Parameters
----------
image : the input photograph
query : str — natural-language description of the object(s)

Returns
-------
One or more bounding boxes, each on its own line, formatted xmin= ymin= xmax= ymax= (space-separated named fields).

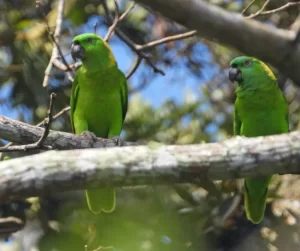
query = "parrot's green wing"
xmin=283 ymin=93 xmax=289 ymax=130
xmin=120 ymin=70 xmax=128 ymax=121
xmin=234 ymin=100 xmax=270 ymax=223
xmin=244 ymin=90 xmax=288 ymax=224
xmin=233 ymin=100 xmax=241 ymax=136
xmin=236 ymin=96 xmax=274 ymax=224
xmin=86 ymin=71 xmax=128 ymax=214
xmin=70 ymin=75 xmax=79 ymax=133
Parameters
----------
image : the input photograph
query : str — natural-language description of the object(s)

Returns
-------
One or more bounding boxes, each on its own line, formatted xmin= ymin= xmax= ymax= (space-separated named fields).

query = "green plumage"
xmin=70 ymin=33 xmax=128 ymax=214
xmin=230 ymin=56 xmax=288 ymax=224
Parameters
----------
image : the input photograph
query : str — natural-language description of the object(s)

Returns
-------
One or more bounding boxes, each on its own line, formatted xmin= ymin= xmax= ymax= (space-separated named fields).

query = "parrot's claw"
xmin=80 ymin=131 xmax=98 ymax=142
xmin=111 ymin=136 xmax=124 ymax=147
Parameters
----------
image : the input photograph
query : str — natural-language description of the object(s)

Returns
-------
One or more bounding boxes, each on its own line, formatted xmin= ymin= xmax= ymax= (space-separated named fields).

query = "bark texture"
xmin=0 ymin=114 xmax=299 ymax=202
xmin=135 ymin=0 xmax=300 ymax=83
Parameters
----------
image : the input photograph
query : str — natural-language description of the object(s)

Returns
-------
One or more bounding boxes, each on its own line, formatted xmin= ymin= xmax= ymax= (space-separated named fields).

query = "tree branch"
xmin=248 ymin=1 xmax=300 ymax=17
xmin=36 ymin=106 xmax=70 ymax=127
xmin=0 ymin=116 xmax=135 ymax=150
xmin=0 ymin=217 xmax=24 ymax=239
xmin=126 ymin=56 xmax=142 ymax=79
xmin=0 ymin=93 xmax=56 ymax=152
xmin=0 ymin=129 xmax=300 ymax=202
xmin=246 ymin=0 xmax=270 ymax=19
xmin=42 ymin=0 xmax=66 ymax=87
xmin=101 ymin=0 xmax=165 ymax=75
xmin=103 ymin=0 xmax=120 ymax=42
xmin=47 ymin=0 xmax=197 ymax=82
xmin=33 ymin=93 xmax=56 ymax=148
xmin=134 ymin=0 xmax=300 ymax=84
xmin=241 ymin=0 xmax=257 ymax=15
xmin=0 ymin=105 xmax=70 ymax=157
xmin=135 ymin=30 xmax=197 ymax=51
xmin=119 ymin=2 xmax=136 ymax=22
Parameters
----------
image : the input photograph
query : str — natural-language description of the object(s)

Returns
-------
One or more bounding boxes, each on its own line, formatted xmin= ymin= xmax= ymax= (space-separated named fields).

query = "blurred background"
xmin=0 ymin=0 xmax=300 ymax=250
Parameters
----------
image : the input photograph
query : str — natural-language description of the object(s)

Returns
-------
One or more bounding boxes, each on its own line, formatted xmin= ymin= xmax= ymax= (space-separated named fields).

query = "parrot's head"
xmin=71 ymin=33 xmax=115 ymax=66
xmin=229 ymin=56 xmax=277 ymax=90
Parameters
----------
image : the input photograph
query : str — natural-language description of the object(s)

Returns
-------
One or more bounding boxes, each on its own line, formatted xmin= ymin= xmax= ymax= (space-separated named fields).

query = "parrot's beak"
xmin=229 ymin=66 xmax=242 ymax=83
xmin=71 ymin=42 xmax=84 ymax=61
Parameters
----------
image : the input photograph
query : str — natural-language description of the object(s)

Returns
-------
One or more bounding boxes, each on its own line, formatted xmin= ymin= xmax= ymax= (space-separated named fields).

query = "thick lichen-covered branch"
xmin=0 ymin=113 xmax=300 ymax=201
xmin=135 ymin=0 xmax=300 ymax=84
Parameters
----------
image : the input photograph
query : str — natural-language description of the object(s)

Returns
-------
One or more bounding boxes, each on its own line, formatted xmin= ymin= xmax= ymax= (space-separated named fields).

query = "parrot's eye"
xmin=87 ymin=38 xmax=93 ymax=43
xmin=243 ymin=60 xmax=251 ymax=66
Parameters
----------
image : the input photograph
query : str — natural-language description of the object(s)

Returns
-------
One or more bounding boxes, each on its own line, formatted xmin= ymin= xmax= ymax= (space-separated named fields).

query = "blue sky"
xmin=0 ymin=13 xmax=221 ymax=138
xmin=84 ymin=15 xmax=219 ymax=108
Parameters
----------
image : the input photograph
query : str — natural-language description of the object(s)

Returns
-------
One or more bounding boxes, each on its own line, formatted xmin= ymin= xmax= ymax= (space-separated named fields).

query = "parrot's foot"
xmin=80 ymin=131 xmax=98 ymax=143
xmin=111 ymin=136 xmax=124 ymax=146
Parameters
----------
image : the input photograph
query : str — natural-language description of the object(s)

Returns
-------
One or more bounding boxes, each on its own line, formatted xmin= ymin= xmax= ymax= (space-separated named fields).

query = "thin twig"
xmin=103 ymin=2 xmax=136 ymax=42
xmin=35 ymin=93 xmax=56 ymax=147
xmin=245 ymin=0 xmax=270 ymax=18
xmin=94 ymin=23 xmax=98 ymax=34
xmin=0 ymin=144 xmax=51 ymax=152
xmin=42 ymin=0 xmax=65 ymax=87
xmin=54 ymin=3 xmax=135 ymax=72
xmin=104 ymin=0 xmax=120 ymax=42
xmin=119 ymin=3 xmax=135 ymax=22
xmin=52 ymin=61 xmax=81 ymax=72
xmin=53 ymin=106 xmax=70 ymax=119
xmin=0 ymin=105 xmax=70 ymax=156
xmin=258 ymin=1 xmax=300 ymax=16
xmin=118 ymin=33 xmax=165 ymax=75
xmin=221 ymin=195 xmax=242 ymax=223
xmin=0 ymin=217 xmax=24 ymax=239
xmin=0 ymin=93 xmax=57 ymax=152
xmin=101 ymin=1 xmax=197 ymax=75
xmin=47 ymin=0 xmax=196 ymax=81
xmin=245 ymin=1 xmax=300 ymax=18
xmin=45 ymin=21 xmax=74 ymax=80
xmin=241 ymin=0 xmax=257 ymax=15
xmin=40 ymin=0 xmax=75 ymax=81
xmin=49 ymin=1 xmax=195 ymax=79
xmin=49 ymin=38 xmax=73 ymax=73
xmin=36 ymin=106 xmax=70 ymax=127
xmin=136 ymin=30 xmax=197 ymax=51
xmin=101 ymin=0 xmax=165 ymax=75
xmin=126 ymin=57 xmax=142 ymax=79
xmin=52 ymin=54 xmax=74 ymax=82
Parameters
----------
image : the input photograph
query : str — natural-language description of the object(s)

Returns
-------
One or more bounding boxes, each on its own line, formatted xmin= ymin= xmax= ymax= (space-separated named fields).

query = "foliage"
xmin=0 ymin=0 xmax=300 ymax=250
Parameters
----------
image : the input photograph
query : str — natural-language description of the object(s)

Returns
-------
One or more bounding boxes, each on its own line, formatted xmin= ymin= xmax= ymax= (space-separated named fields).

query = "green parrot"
xmin=70 ymin=33 xmax=128 ymax=214
xmin=229 ymin=56 xmax=288 ymax=224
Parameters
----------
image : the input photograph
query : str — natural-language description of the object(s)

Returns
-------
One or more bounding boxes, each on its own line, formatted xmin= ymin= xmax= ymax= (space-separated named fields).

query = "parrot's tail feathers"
xmin=85 ymin=188 xmax=116 ymax=214
xmin=244 ymin=183 xmax=268 ymax=224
